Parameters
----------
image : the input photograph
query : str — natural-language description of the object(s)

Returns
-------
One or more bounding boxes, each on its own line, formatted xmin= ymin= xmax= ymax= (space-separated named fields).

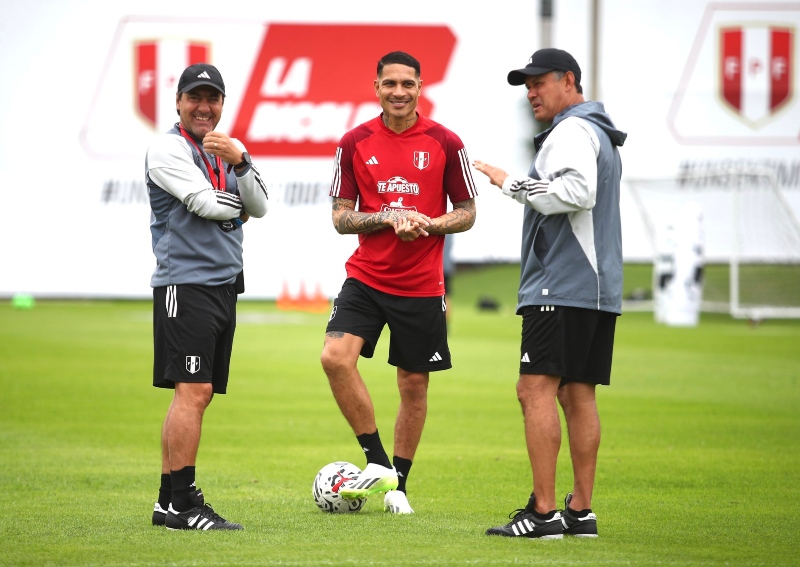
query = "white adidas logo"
xmin=197 ymin=71 xmax=211 ymax=79
xmin=366 ymin=156 xmax=379 ymax=165
xmin=521 ymin=353 xmax=530 ymax=363
xmin=429 ymin=352 xmax=442 ymax=362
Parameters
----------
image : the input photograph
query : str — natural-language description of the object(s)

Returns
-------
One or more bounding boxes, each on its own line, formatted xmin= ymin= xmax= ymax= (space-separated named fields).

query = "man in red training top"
xmin=321 ymin=51 xmax=477 ymax=514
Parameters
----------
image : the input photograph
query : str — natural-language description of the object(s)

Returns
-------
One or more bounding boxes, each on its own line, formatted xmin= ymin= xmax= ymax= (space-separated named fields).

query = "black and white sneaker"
xmin=486 ymin=496 xmax=563 ymax=539
xmin=165 ymin=488 xmax=243 ymax=531
xmin=152 ymin=502 xmax=168 ymax=526
xmin=561 ymin=493 xmax=598 ymax=537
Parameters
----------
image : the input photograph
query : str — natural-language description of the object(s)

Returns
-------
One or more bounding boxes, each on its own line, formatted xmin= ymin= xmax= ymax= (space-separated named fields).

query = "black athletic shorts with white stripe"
xmin=153 ymin=284 xmax=237 ymax=394
xmin=326 ymin=278 xmax=451 ymax=373
xmin=519 ymin=305 xmax=618 ymax=386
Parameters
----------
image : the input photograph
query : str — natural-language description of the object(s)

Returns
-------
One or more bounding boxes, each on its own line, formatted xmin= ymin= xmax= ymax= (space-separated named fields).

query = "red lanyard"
xmin=178 ymin=125 xmax=226 ymax=192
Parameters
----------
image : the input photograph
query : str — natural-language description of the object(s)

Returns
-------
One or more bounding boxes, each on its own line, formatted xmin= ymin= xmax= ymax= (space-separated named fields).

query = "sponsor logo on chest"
xmin=377 ymin=176 xmax=420 ymax=195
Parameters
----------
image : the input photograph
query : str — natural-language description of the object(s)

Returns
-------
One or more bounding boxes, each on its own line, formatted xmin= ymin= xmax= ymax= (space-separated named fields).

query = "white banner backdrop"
xmin=1 ymin=0 xmax=798 ymax=299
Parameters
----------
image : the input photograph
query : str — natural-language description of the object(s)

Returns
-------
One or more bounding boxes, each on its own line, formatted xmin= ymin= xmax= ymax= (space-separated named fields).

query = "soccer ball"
xmin=312 ymin=461 xmax=366 ymax=513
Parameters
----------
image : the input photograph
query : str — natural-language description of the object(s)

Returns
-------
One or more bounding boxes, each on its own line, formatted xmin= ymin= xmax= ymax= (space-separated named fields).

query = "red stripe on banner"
xmin=721 ymin=28 xmax=742 ymax=111
xmin=770 ymin=28 xmax=792 ymax=110
xmin=136 ymin=42 xmax=157 ymax=126
xmin=188 ymin=43 xmax=208 ymax=66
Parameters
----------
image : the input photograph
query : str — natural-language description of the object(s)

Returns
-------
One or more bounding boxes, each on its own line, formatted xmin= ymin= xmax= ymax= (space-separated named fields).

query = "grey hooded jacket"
xmin=501 ymin=101 xmax=627 ymax=314
xmin=146 ymin=124 xmax=268 ymax=288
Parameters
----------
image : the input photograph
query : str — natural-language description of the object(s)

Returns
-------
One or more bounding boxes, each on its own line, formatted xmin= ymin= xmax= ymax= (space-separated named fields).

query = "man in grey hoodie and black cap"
xmin=474 ymin=48 xmax=626 ymax=540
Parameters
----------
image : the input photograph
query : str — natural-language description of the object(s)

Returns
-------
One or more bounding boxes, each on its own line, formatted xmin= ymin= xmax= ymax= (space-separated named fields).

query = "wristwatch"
xmin=235 ymin=152 xmax=252 ymax=169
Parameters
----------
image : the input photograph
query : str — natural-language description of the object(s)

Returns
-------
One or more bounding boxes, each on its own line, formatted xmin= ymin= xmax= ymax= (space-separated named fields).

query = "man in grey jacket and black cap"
xmin=474 ymin=48 xmax=626 ymax=539
xmin=146 ymin=63 xmax=269 ymax=531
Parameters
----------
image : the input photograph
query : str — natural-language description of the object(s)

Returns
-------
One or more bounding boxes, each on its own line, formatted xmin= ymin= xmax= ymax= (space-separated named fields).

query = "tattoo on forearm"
xmin=339 ymin=210 xmax=385 ymax=233
xmin=332 ymin=198 xmax=406 ymax=234
xmin=430 ymin=199 xmax=476 ymax=234
xmin=331 ymin=197 xmax=474 ymax=235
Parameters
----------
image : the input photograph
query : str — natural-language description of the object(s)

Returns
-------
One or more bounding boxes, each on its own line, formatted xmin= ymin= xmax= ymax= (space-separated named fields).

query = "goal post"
xmin=628 ymin=167 xmax=800 ymax=320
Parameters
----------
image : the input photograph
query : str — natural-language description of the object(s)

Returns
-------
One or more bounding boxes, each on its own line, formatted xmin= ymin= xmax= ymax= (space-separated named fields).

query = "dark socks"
xmin=392 ymin=456 xmax=413 ymax=494
xmin=356 ymin=431 xmax=392 ymax=468
xmin=157 ymin=473 xmax=172 ymax=508
xmin=170 ymin=466 xmax=196 ymax=512
xmin=567 ymin=505 xmax=593 ymax=516
xmin=526 ymin=493 xmax=557 ymax=520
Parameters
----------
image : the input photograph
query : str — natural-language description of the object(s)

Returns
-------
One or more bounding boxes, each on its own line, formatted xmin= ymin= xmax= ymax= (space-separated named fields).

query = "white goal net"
xmin=628 ymin=167 xmax=800 ymax=320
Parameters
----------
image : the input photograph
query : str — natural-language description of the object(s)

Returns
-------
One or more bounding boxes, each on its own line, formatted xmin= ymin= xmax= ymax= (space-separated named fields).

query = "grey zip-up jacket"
xmin=501 ymin=101 xmax=626 ymax=314
xmin=146 ymin=124 xmax=269 ymax=288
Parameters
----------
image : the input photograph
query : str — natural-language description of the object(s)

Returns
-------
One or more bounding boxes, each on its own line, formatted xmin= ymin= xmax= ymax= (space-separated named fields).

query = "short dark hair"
xmin=377 ymin=51 xmax=421 ymax=78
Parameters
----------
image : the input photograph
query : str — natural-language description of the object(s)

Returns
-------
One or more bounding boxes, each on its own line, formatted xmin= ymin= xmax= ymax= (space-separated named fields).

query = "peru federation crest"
xmin=135 ymin=40 xmax=210 ymax=129
xmin=413 ymin=151 xmax=430 ymax=170
xmin=186 ymin=356 xmax=201 ymax=375
xmin=720 ymin=25 xmax=793 ymax=124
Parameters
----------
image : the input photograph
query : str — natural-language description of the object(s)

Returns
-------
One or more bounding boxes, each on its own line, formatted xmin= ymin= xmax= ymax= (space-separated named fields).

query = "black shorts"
xmin=326 ymin=278 xmax=451 ymax=372
xmin=519 ymin=305 xmax=617 ymax=386
xmin=153 ymin=284 xmax=237 ymax=394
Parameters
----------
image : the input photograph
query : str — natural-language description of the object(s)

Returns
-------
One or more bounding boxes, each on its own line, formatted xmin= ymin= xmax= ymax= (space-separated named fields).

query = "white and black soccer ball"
xmin=312 ymin=461 xmax=366 ymax=513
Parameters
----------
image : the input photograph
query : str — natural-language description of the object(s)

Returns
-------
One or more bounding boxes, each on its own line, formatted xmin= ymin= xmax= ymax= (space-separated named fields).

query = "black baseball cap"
xmin=507 ymin=48 xmax=581 ymax=86
xmin=177 ymin=63 xmax=226 ymax=95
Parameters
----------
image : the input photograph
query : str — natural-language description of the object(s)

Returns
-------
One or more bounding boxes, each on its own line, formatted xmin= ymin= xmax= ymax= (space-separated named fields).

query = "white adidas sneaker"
xmin=338 ymin=463 xmax=398 ymax=499
xmin=384 ymin=490 xmax=414 ymax=514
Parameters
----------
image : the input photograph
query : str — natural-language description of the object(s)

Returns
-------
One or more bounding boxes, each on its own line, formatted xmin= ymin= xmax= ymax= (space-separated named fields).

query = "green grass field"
xmin=1 ymin=264 xmax=799 ymax=566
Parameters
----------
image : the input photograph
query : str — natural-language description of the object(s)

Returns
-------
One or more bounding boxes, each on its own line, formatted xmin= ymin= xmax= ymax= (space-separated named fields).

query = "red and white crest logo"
xmin=667 ymin=4 xmax=800 ymax=145
xmin=135 ymin=40 xmax=210 ymax=128
xmin=413 ymin=151 xmax=430 ymax=170
xmin=720 ymin=25 xmax=792 ymax=124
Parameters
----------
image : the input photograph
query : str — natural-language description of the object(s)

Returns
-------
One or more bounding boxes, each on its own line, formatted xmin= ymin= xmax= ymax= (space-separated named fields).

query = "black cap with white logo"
xmin=507 ymin=48 xmax=582 ymax=86
xmin=177 ymin=63 xmax=226 ymax=95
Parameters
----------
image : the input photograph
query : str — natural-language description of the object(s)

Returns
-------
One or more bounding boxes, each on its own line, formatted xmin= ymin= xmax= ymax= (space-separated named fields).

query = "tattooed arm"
xmin=332 ymin=197 xmax=432 ymax=235
xmin=426 ymin=198 xmax=476 ymax=235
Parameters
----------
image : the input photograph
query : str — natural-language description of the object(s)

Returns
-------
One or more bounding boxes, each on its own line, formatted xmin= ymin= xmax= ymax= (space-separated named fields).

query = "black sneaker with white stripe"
xmin=165 ymin=488 xmax=243 ymax=531
xmin=485 ymin=495 xmax=563 ymax=539
xmin=561 ymin=493 xmax=598 ymax=537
